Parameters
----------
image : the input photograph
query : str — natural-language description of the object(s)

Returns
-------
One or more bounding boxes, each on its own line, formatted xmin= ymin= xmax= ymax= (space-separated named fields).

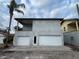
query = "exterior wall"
xmin=64 ymin=31 xmax=79 ymax=46
xmin=33 ymin=20 xmax=62 ymax=35
xmin=32 ymin=20 xmax=64 ymax=46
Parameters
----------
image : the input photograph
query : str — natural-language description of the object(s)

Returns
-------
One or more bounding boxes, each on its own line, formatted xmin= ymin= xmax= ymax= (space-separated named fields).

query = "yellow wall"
xmin=61 ymin=21 xmax=75 ymax=32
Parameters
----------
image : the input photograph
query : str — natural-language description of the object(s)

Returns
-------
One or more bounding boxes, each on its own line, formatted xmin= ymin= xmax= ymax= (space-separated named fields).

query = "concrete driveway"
xmin=0 ymin=46 xmax=78 ymax=59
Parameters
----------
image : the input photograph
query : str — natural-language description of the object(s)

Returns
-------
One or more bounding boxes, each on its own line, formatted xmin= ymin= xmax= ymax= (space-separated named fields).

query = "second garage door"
xmin=16 ymin=37 xmax=31 ymax=46
xmin=39 ymin=36 xmax=63 ymax=46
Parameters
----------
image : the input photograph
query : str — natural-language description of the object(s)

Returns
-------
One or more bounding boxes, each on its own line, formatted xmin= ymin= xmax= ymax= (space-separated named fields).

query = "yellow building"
xmin=61 ymin=19 xmax=79 ymax=32
xmin=61 ymin=18 xmax=79 ymax=46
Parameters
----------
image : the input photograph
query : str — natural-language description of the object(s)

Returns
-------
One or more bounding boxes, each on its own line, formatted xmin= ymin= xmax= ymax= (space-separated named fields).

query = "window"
xmin=23 ymin=20 xmax=33 ymax=31
xmin=70 ymin=36 xmax=74 ymax=41
xmin=34 ymin=36 xmax=36 ymax=44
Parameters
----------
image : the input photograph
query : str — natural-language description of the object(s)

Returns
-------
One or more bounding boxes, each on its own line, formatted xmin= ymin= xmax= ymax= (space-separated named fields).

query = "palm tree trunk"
xmin=8 ymin=14 xmax=13 ymax=33
xmin=5 ymin=14 xmax=13 ymax=47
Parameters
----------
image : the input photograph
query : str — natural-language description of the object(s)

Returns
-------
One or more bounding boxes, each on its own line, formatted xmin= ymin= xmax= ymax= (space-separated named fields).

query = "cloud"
xmin=50 ymin=6 xmax=67 ymax=18
xmin=0 ymin=0 xmax=79 ymax=33
xmin=19 ymin=0 xmax=79 ymax=18
xmin=50 ymin=3 xmax=78 ymax=18
xmin=64 ymin=14 xmax=78 ymax=19
xmin=29 ymin=0 xmax=52 ymax=7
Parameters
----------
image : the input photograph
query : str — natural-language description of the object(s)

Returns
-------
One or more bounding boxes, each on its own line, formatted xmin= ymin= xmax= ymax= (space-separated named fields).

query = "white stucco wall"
xmin=33 ymin=20 xmax=62 ymax=35
xmin=32 ymin=20 xmax=63 ymax=46
xmin=14 ymin=20 xmax=63 ymax=46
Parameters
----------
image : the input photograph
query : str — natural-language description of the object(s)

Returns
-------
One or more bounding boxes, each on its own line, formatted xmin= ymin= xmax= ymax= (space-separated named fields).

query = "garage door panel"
xmin=16 ymin=37 xmax=30 ymax=46
xmin=39 ymin=36 xmax=63 ymax=46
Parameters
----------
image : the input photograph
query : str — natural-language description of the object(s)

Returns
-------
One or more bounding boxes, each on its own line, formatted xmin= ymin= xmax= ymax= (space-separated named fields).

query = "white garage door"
xmin=39 ymin=36 xmax=63 ymax=46
xmin=16 ymin=37 xmax=31 ymax=46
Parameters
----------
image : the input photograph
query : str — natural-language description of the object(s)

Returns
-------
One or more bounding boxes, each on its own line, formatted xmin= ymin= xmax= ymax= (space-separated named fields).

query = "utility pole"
xmin=76 ymin=4 xmax=79 ymax=31
xmin=76 ymin=4 xmax=79 ymax=16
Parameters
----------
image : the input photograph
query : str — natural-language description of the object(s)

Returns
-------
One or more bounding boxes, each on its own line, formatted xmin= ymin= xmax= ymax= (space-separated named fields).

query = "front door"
xmin=32 ymin=36 xmax=38 ymax=46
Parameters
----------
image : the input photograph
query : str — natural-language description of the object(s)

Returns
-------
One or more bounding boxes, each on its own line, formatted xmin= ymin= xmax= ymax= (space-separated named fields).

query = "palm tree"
xmin=6 ymin=0 xmax=25 ymax=47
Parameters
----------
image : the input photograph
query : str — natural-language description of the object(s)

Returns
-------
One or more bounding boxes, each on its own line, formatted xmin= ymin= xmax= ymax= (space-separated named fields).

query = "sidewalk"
xmin=3 ymin=46 xmax=71 ymax=52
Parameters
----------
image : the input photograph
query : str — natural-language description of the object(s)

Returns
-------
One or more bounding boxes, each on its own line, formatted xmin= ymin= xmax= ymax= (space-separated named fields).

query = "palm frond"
xmin=10 ymin=0 xmax=17 ymax=8
xmin=15 ymin=9 xmax=24 ymax=15
xmin=7 ymin=5 xmax=10 ymax=9
xmin=17 ymin=4 xmax=25 ymax=8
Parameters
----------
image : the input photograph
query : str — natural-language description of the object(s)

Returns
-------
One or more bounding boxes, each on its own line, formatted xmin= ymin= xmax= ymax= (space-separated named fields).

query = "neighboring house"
xmin=13 ymin=18 xmax=64 ymax=47
xmin=0 ymin=33 xmax=5 ymax=44
xmin=61 ymin=18 xmax=79 ymax=46
xmin=0 ymin=28 xmax=8 ymax=45
xmin=61 ymin=20 xmax=78 ymax=32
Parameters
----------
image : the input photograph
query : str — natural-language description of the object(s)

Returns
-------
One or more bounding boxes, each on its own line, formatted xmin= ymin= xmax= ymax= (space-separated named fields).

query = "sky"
xmin=0 ymin=0 xmax=79 ymax=33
